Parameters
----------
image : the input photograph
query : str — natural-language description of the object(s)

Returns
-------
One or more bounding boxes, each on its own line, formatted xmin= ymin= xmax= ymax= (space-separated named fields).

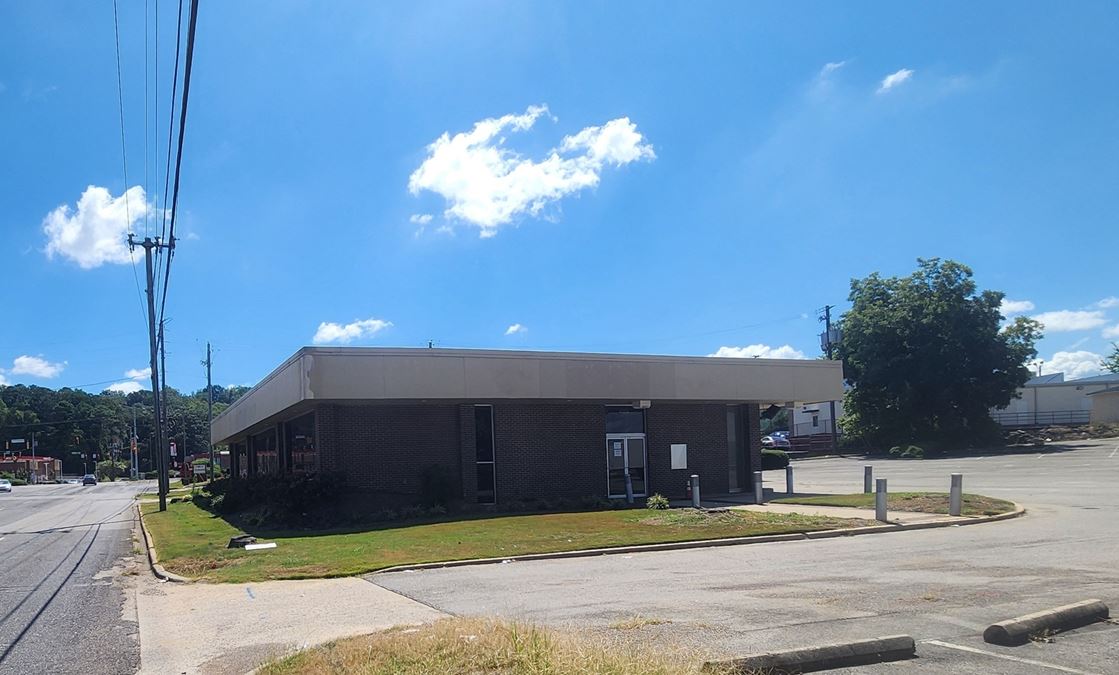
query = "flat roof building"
xmin=211 ymin=347 xmax=843 ymax=504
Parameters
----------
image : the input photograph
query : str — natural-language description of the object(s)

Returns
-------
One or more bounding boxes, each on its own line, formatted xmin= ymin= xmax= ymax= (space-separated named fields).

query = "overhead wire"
xmin=113 ymin=0 xmax=149 ymax=327
xmin=158 ymin=0 xmax=198 ymax=327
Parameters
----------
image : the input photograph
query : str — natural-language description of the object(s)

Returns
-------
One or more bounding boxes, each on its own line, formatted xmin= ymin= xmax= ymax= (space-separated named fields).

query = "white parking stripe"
xmin=923 ymin=640 xmax=1098 ymax=674
xmin=1109 ymin=444 xmax=1118 ymax=459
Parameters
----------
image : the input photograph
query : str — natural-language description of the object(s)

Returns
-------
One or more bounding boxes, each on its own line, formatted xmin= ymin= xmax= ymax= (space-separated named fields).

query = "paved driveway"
xmin=376 ymin=438 xmax=1119 ymax=673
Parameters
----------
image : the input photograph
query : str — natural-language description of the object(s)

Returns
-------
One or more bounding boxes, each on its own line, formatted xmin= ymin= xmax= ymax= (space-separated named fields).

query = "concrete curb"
xmin=135 ymin=503 xmax=191 ymax=583
xmin=983 ymin=599 xmax=1110 ymax=645
xmin=703 ymin=634 xmax=916 ymax=673
xmin=372 ymin=503 xmax=1025 ymax=575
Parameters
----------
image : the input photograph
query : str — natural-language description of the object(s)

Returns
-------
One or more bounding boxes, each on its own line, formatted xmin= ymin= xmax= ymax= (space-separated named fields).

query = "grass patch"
xmin=258 ymin=617 xmax=725 ymax=675
xmin=141 ymin=501 xmax=868 ymax=583
xmin=609 ymin=616 xmax=671 ymax=630
xmin=773 ymin=492 xmax=1015 ymax=516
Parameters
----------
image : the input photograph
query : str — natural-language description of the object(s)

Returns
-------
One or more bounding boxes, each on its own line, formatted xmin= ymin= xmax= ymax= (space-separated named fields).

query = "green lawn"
xmin=141 ymin=501 xmax=869 ymax=583
xmin=772 ymin=492 xmax=1016 ymax=516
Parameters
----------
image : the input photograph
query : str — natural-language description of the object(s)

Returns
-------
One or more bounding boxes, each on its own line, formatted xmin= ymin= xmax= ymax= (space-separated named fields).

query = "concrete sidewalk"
xmin=730 ymin=502 xmax=970 ymax=525
xmin=135 ymin=575 xmax=445 ymax=674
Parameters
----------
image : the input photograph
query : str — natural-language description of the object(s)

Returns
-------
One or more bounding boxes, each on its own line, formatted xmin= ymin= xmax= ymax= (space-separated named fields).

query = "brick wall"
xmin=646 ymin=403 xmax=731 ymax=499
xmin=492 ymin=403 xmax=605 ymax=502
xmin=311 ymin=400 xmax=762 ymax=503
xmin=318 ymin=403 xmax=461 ymax=496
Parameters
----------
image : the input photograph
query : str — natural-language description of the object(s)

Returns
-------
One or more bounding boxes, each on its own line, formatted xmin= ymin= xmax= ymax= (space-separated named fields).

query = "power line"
xmin=112 ymin=0 xmax=148 ymax=326
xmin=158 ymin=0 xmax=197 ymax=327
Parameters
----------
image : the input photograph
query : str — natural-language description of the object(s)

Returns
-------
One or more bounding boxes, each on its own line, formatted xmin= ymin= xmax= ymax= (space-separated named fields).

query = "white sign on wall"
xmin=670 ymin=444 xmax=688 ymax=470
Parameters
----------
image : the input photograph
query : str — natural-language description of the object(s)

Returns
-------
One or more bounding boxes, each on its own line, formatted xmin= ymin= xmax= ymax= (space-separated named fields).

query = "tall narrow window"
xmin=474 ymin=405 xmax=496 ymax=504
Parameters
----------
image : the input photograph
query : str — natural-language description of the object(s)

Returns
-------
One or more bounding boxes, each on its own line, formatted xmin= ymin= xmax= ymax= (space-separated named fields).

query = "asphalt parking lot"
xmin=376 ymin=438 xmax=1119 ymax=673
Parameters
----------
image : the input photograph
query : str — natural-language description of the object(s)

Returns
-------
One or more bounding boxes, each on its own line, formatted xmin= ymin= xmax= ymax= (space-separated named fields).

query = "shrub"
xmin=889 ymin=445 xmax=925 ymax=459
xmin=200 ymin=472 xmax=346 ymax=525
xmin=419 ymin=465 xmax=456 ymax=507
xmin=645 ymin=493 xmax=670 ymax=510
xmin=761 ymin=448 xmax=790 ymax=470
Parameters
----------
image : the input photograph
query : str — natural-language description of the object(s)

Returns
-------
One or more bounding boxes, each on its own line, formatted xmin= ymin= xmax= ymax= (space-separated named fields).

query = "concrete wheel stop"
xmin=703 ymin=634 xmax=916 ymax=673
xmin=983 ymin=599 xmax=1110 ymax=646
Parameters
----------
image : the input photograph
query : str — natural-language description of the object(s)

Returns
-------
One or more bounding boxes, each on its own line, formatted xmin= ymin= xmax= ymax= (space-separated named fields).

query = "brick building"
xmin=210 ymin=348 xmax=842 ymax=504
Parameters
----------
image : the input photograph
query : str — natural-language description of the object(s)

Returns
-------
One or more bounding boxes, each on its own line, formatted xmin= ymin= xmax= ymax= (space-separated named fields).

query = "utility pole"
xmin=131 ymin=405 xmax=138 ymax=479
xmin=822 ymin=305 xmax=840 ymax=454
xmin=160 ymin=319 xmax=170 ymax=497
xmin=205 ymin=342 xmax=214 ymax=481
xmin=129 ymin=234 xmax=173 ymax=511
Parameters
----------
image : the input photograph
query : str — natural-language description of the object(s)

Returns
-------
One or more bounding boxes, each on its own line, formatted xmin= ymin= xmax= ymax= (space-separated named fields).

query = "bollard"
xmin=753 ymin=471 xmax=765 ymax=504
xmin=864 ymin=465 xmax=874 ymax=494
xmin=949 ymin=473 xmax=963 ymax=516
xmin=691 ymin=474 xmax=701 ymax=508
xmin=624 ymin=471 xmax=634 ymax=505
xmin=875 ymin=478 xmax=888 ymax=522
xmin=785 ymin=465 xmax=794 ymax=495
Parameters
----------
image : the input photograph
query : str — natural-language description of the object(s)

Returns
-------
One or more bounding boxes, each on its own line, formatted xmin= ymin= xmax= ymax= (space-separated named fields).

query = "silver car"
xmin=0 ymin=479 xmax=12 ymax=493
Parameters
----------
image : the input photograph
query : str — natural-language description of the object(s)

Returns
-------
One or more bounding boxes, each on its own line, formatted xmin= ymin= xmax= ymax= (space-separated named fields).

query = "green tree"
xmin=1103 ymin=343 xmax=1119 ymax=374
xmin=837 ymin=258 xmax=1043 ymax=447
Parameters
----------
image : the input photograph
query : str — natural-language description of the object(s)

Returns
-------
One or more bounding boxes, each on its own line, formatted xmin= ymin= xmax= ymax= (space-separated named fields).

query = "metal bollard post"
xmin=690 ymin=474 xmax=701 ymax=508
xmin=753 ymin=471 xmax=765 ymax=504
xmin=949 ymin=473 xmax=963 ymax=516
xmin=785 ymin=465 xmax=794 ymax=495
xmin=624 ymin=471 xmax=634 ymax=505
xmin=875 ymin=478 xmax=888 ymax=522
xmin=864 ymin=465 xmax=873 ymax=494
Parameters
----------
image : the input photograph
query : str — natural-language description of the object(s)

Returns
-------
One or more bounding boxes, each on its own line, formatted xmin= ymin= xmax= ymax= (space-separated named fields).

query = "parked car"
xmin=0 ymin=479 xmax=11 ymax=493
xmin=761 ymin=434 xmax=791 ymax=449
xmin=82 ymin=474 xmax=97 ymax=486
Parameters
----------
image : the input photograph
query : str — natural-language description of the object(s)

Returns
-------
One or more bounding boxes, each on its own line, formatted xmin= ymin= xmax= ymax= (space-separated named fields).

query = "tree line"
xmin=0 ymin=383 xmax=250 ymax=475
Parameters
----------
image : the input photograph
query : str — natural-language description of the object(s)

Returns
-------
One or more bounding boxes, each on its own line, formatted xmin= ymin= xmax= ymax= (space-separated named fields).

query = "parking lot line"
xmin=923 ymin=640 xmax=1098 ymax=674
xmin=1108 ymin=444 xmax=1117 ymax=459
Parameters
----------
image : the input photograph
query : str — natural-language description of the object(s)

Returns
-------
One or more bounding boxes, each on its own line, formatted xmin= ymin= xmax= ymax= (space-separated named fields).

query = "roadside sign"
xmin=193 ymin=463 xmax=206 ymax=475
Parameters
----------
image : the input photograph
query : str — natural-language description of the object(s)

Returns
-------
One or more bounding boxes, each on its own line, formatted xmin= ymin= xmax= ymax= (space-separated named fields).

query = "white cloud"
xmin=820 ymin=61 xmax=847 ymax=76
xmin=312 ymin=318 xmax=392 ymax=345
xmin=1097 ymin=296 xmax=1119 ymax=309
xmin=1034 ymin=350 xmax=1104 ymax=380
xmin=1032 ymin=310 xmax=1107 ymax=332
xmin=709 ymin=344 xmax=807 ymax=360
xmin=1102 ymin=323 xmax=1119 ymax=339
xmin=504 ymin=323 xmax=527 ymax=336
xmin=42 ymin=185 xmax=155 ymax=269
xmin=107 ymin=380 xmax=144 ymax=394
xmin=409 ymin=214 xmax=433 ymax=225
xmin=408 ymin=105 xmax=654 ymax=237
xmin=124 ymin=367 xmax=151 ymax=380
xmin=877 ymin=68 xmax=914 ymax=93
xmin=999 ymin=299 xmax=1035 ymax=316
xmin=10 ymin=355 xmax=66 ymax=378
xmin=0 ymin=372 xmax=8 ymax=386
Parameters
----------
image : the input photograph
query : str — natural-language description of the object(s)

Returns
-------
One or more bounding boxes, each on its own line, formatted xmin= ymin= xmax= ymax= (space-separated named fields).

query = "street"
xmin=0 ymin=481 xmax=151 ymax=675
xmin=376 ymin=438 xmax=1119 ymax=673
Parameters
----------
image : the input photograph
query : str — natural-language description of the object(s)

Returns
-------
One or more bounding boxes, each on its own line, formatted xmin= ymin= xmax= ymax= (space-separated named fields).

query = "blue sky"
xmin=1 ymin=1 xmax=1117 ymax=394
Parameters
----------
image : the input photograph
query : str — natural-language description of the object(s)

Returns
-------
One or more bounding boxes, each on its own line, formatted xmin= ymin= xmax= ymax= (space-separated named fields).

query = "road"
xmin=0 ymin=480 xmax=151 ymax=675
xmin=376 ymin=438 xmax=1119 ymax=673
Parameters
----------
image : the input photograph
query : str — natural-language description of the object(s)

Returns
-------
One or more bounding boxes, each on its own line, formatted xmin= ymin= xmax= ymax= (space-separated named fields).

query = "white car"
xmin=761 ymin=434 xmax=791 ymax=449
xmin=0 ymin=479 xmax=12 ymax=493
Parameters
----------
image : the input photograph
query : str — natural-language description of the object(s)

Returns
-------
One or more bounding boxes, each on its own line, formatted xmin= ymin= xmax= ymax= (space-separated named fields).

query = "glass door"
xmin=606 ymin=434 xmax=647 ymax=498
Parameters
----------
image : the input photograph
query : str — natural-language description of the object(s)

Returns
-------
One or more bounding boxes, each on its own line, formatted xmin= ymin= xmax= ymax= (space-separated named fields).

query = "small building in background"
xmin=992 ymin=372 xmax=1119 ymax=427
xmin=0 ymin=455 xmax=63 ymax=483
